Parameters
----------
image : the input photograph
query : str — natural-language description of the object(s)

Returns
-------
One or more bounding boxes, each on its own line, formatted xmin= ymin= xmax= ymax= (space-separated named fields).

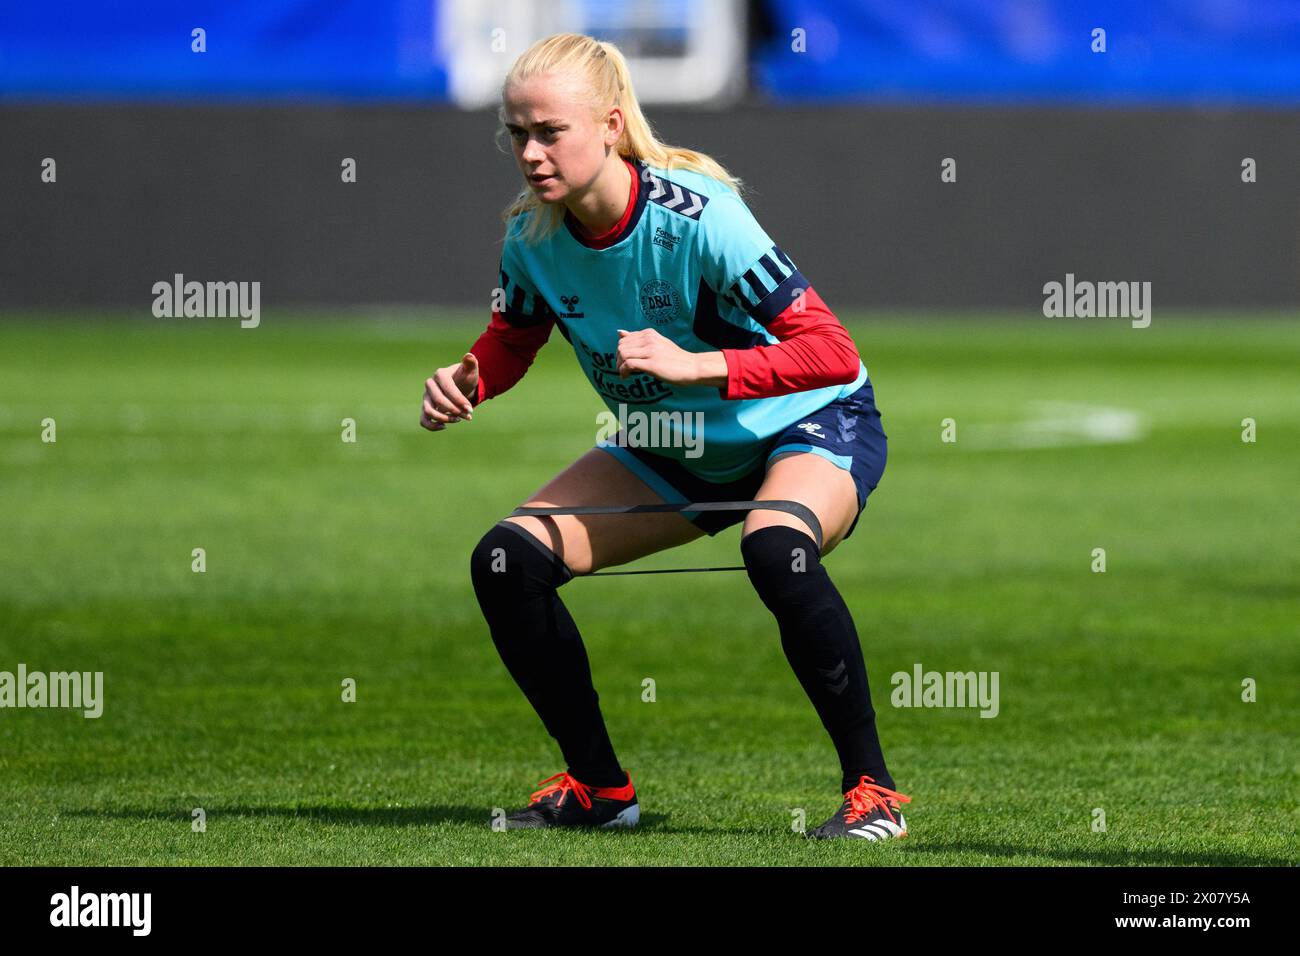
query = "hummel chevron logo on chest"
xmin=558 ymin=294 xmax=584 ymax=318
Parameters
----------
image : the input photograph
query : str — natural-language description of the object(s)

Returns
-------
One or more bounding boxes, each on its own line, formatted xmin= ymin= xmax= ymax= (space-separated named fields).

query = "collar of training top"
xmin=563 ymin=157 xmax=651 ymax=250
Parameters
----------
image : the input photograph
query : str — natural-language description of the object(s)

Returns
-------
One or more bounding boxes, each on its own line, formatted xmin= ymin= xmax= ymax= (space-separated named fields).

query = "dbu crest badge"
xmin=638 ymin=279 xmax=680 ymax=326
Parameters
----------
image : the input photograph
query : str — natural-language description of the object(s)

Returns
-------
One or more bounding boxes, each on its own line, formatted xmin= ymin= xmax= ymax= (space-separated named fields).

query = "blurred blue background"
xmin=2 ymin=2 xmax=1296 ymax=310
xmin=3 ymin=0 xmax=1299 ymax=103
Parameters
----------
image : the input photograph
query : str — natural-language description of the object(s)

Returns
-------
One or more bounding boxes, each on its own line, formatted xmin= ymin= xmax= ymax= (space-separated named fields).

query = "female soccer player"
xmin=421 ymin=33 xmax=911 ymax=841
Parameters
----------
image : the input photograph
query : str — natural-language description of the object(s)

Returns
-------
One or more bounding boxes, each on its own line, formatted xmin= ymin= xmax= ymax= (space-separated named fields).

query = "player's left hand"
xmin=615 ymin=328 xmax=701 ymax=386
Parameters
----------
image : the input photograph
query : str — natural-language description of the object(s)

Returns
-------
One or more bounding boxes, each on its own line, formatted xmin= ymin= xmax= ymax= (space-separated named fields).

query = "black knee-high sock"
xmin=741 ymin=524 xmax=895 ymax=795
xmin=469 ymin=522 xmax=625 ymax=787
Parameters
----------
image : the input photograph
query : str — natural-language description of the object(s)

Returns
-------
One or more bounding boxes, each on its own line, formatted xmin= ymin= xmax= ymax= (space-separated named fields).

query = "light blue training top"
xmin=496 ymin=157 xmax=868 ymax=482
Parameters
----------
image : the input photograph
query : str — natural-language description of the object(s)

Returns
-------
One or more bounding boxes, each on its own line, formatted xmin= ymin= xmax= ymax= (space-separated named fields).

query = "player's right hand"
xmin=420 ymin=353 xmax=479 ymax=431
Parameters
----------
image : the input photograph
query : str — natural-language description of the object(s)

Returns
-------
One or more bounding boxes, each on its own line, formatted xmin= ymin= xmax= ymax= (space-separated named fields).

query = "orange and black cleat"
xmin=500 ymin=770 xmax=640 ymax=829
xmin=805 ymin=775 xmax=911 ymax=841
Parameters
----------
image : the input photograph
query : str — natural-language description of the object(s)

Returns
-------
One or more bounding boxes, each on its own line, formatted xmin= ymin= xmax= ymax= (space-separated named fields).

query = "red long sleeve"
xmin=466 ymin=309 xmax=553 ymax=405
xmin=718 ymin=286 xmax=861 ymax=400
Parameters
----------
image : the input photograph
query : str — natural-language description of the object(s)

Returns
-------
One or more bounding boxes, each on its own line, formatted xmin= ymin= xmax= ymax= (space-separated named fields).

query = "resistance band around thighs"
xmin=506 ymin=500 xmax=823 ymax=576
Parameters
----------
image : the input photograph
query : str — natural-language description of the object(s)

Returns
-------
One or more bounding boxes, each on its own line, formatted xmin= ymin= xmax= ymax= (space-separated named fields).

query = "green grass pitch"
xmin=0 ymin=312 xmax=1296 ymax=866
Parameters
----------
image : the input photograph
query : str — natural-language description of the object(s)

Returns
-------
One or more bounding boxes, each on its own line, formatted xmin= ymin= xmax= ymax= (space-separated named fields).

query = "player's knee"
xmin=740 ymin=524 xmax=824 ymax=608
xmin=470 ymin=522 xmax=573 ymax=603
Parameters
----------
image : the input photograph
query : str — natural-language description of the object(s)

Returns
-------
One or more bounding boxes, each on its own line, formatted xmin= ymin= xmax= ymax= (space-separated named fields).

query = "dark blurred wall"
xmin=1 ymin=106 xmax=1296 ymax=311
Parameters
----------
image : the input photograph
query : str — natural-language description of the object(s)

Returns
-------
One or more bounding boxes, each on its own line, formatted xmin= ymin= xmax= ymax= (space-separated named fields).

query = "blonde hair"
xmin=496 ymin=33 xmax=744 ymax=245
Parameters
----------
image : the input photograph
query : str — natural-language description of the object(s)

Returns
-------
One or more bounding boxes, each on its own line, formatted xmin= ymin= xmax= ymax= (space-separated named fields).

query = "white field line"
xmin=960 ymin=402 xmax=1145 ymax=450
xmin=0 ymin=402 xmax=1144 ymax=457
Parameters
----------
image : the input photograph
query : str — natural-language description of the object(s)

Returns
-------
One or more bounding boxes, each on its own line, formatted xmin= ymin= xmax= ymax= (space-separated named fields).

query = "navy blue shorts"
xmin=595 ymin=379 xmax=888 ymax=542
